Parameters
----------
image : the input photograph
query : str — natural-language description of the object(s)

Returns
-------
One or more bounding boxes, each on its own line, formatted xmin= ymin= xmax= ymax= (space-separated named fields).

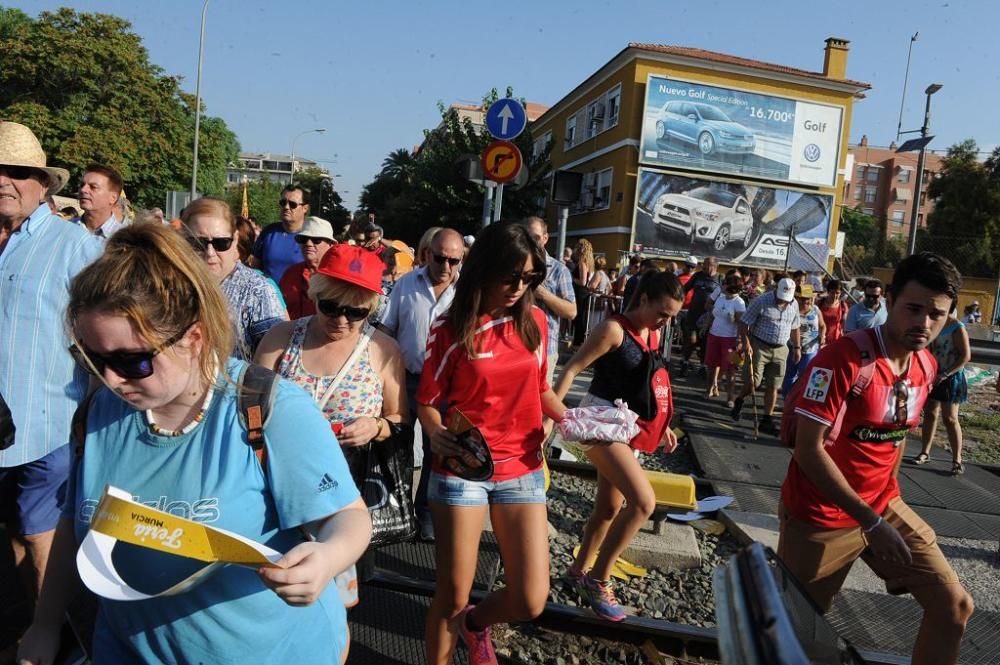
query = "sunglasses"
xmin=278 ymin=198 xmax=306 ymax=209
xmin=893 ymin=379 xmax=909 ymax=426
xmin=0 ymin=165 xmax=46 ymax=181
xmin=295 ymin=236 xmax=332 ymax=246
xmin=69 ymin=326 xmax=190 ymax=380
xmin=188 ymin=235 xmax=234 ymax=253
xmin=501 ymin=270 xmax=545 ymax=289
xmin=431 ymin=253 xmax=462 ymax=267
xmin=317 ymin=299 xmax=370 ymax=322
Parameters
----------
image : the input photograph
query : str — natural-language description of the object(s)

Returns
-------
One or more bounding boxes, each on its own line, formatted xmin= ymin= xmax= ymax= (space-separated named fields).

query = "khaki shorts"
xmin=777 ymin=497 xmax=960 ymax=612
xmin=744 ymin=342 xmax=788 ymax=389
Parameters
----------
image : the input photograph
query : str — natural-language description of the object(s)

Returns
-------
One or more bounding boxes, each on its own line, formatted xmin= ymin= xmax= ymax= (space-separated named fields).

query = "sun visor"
xmin=77 ymin=485 xmax=283 ymax=601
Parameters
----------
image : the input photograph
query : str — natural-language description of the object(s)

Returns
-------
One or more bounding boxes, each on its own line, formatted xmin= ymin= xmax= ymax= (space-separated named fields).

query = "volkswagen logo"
xmin=803 ymin=143 xmax=822 ymax=162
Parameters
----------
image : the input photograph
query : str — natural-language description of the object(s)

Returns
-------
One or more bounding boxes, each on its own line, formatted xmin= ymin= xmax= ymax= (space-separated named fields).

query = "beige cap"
xmin=295 ymin=216 xmax=336 ymax=243
xmin=0 ymin=122 xmax=69 ymax=194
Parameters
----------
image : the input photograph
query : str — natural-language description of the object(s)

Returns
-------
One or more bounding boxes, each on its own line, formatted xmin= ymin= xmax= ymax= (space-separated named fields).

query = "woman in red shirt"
xmin=417 ymin=222 xmax=567 ymax=665
xmin=817 ymin=279 xmax=849 ymax=343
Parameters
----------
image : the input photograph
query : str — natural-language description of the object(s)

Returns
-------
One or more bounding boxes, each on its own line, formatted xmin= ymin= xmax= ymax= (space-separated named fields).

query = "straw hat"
xmin=0 ymin=122 xmax=70 ymax=194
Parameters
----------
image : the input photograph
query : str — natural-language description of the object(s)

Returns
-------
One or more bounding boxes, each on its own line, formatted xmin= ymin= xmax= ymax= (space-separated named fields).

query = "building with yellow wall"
xmin=532 ymin=39 xmax=870 ymax=271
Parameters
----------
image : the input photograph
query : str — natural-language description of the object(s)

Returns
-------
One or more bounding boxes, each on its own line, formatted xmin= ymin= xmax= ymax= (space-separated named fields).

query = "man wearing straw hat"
xmin=0 ymin=122 xmax=103 ymax=610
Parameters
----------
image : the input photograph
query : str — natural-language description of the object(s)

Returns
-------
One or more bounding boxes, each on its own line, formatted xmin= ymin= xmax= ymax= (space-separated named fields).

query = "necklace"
xmin=146 ymin=383 xmax=216 ymax=437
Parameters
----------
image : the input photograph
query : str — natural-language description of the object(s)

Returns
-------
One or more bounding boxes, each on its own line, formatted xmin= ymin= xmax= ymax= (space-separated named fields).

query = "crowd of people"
xmin=0 ymin=119 xmax=981 ymax=665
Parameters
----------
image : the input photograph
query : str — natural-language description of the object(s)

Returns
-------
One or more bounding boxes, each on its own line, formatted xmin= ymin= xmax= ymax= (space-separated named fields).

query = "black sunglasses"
xmin=188 ymin=235 xmax=234 ymax=253
xmin=69 ymin=326 xmax=190 ymax=380
xmin=893 ymin=379 xmax=909 ymax=426
xmin=278 ymin=198 xmax=306 ymax=210
xmin=501 ymin=270 xmax=545 ymax=289
xmin=295 ymin=236 xmax=332 ymax=246
xmin=317 ymin=299 xmax=370 ymax=322
xmin=432 ymin=253 xmax=461 ymax=267
xmin=0 ymin=165 xmax=46 ymax=181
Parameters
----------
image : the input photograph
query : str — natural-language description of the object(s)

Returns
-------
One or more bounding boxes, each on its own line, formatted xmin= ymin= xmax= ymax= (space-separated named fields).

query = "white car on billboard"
xmin=652 ymin=186 xmax=754 ymax=251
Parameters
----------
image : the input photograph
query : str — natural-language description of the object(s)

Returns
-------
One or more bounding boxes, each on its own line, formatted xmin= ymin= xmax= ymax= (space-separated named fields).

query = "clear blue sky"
xmin=11 ymin=0 xmax=1000 ymax=210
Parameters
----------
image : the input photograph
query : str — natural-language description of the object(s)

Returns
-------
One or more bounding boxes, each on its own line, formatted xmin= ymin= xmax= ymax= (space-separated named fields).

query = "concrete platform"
xmin=623 ymin=518 xmax=702 ymax=570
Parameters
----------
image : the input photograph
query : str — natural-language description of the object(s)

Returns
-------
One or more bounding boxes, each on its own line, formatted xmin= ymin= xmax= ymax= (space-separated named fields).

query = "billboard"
xmin=632 ymin=168 xmax=832 ymax=270
xmin=639 ymin=74 xmax=844 ymax=188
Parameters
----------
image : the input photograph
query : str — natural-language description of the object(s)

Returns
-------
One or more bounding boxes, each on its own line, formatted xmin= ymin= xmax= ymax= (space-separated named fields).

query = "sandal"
xmin=912 ymin=452 xmax=930 ymax=465
xmin=952 ymin=461 xmax=965 ymax=476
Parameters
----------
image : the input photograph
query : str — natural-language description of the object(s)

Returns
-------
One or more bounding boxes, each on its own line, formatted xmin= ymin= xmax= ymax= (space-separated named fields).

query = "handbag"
xmin=362 ymin=421 xmax=417 ymax=546
xmin=610 ymin=315 xmax=674 ymax=453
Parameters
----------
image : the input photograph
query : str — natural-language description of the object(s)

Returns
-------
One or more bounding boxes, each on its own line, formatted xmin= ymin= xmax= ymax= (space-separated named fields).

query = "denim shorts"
xmin=428 ymin=468 xmax=546 ymax=507
xmin=0 ymin=443 xmax=71 ymax=535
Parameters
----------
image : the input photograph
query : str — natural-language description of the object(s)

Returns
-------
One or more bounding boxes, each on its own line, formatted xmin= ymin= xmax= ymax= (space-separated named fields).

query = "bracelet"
xmin=862 ymin=516 xmax=883 ymax=534
xmin=374 ymin=417 xmax=387 ymax=440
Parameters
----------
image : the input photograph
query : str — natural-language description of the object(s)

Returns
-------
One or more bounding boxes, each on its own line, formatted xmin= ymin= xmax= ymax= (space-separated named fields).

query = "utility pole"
xmin=905 ymin=84 xmax=942 ymax=255
xmin=190 ymin=0 xmax=209 ymax=198
xmin=895 ymin=32 xmax=918 ymax=144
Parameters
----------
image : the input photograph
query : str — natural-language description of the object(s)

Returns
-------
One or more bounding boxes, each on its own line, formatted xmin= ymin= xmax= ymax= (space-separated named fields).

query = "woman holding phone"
xmin=416 ymin=222 xmax=567 ymax=665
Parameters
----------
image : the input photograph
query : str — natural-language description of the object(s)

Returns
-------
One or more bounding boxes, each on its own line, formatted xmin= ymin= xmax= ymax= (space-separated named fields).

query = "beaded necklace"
xmin=145 ymin=383 xmax=216 ymax=437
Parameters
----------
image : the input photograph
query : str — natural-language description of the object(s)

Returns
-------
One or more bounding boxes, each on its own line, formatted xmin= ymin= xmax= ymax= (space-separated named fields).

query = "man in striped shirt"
xmin=0 ymin=122 xmax=103 ymax=607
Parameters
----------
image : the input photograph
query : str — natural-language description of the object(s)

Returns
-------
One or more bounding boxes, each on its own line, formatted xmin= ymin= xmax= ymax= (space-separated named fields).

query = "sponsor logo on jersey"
xmin=849 ymin=425 xmax=911 ymax=445
xmin=803 ymin=367 xmax=832 ymax=402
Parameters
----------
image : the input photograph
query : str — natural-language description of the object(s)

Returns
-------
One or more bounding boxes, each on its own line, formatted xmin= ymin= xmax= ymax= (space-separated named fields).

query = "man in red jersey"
xmin=779 ymin=252 xmax=973 ymax=665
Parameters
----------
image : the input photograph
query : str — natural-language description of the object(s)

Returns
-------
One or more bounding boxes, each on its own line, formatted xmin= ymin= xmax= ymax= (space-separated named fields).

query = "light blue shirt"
xmin=74 ymin=213 xmax=123 ymax=239
xmin=845 ymin=300 xmax=888 ymax=333
xmin=540 ymin=254 xmax=575 ymax=358
xmin=0 ymin=205 xmax=103 ymax=467
xmin=380 ymin=266 xmax=456 ymax=374
xmin=65 ymin=359 xmax=360 ymax=664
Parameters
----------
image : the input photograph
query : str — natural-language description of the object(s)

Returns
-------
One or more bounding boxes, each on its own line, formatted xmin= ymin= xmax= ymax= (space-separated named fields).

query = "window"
xmin=570 ymin=168 xmax=613 ymax=213
xmin=855 ymin=165 xmax=866 ymax=181
xmin=532 ymin=131 xmax=552 ymax=160
xmin=606 ymin=85 xmax=621 ymax=128
xmin=595 ymin=169 xmax=612 ymax=209
xmin=920 ymin=191 xmax=927 ymax=207
xmin=853 ymin=185 xmax=862 ymax=200
xmin=891 ymin=210 xmax=905 ymax=224
xmin=864 ymin=188 xmax=877 ymax=203
xmin=587 ymin=100 xmax=604 ymax=138
xmin=565 ymin=115 xmax=577 ymax=148
xmin=866 ymin=167 xmax=880 ymax=183
xmin=917 ymin=213 xmax=924 ymax=227
xmin=897 ymin=168 xmax=911 ymax=183
xmin=227 ymin=172 xmax=240 ymax=183
xmin=862 ymin=208 xmax=875 ymax=216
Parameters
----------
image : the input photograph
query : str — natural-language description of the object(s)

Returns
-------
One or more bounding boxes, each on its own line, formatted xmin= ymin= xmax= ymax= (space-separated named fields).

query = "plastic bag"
xmin=560 ymin=399 xmax=640 ymax=443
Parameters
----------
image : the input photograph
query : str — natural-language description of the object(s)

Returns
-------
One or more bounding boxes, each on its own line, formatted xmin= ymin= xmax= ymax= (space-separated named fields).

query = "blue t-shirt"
xmin=65 ymin=359 xmax=360 ymax=664
xmin=253 ymin=223 xmax=304 ymax=283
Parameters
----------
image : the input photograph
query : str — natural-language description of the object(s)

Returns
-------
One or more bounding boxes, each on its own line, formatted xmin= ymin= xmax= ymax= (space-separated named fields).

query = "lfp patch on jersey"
xmin=804 ymin=367 xmax=833 ymax=402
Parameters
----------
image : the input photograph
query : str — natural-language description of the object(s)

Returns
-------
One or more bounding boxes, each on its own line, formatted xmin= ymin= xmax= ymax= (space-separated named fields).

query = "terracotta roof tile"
xmin=629 ymin=43 xmax=870 ymax=90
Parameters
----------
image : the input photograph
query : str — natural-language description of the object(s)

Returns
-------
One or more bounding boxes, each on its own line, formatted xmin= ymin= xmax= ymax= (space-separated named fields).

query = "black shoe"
xmin=679 ymin=360 xmax=690 ymax=378
xmin=759 ymin=416 xmax=779 ymax=436
xmin=730 ymin=397 xmax=744 ymax=421
xmin=697 ymin=365 xmax=708 ymax=379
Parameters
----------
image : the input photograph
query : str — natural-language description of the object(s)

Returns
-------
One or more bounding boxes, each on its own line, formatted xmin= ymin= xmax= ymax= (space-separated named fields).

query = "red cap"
xmin=315 ymin=244 xmax=384 ymax=294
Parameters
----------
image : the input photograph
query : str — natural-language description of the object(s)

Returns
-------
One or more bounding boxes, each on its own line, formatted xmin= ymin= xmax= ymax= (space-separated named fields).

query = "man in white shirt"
xmin=380 ymin=227 xmax=463 ymax=539
xmin=76 ymin=164 xmax=124 ymax=239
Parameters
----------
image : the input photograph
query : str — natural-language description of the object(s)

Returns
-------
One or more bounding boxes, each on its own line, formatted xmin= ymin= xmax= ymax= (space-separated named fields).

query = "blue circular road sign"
xmin=485 ymin=99 xmax=528 ymax=141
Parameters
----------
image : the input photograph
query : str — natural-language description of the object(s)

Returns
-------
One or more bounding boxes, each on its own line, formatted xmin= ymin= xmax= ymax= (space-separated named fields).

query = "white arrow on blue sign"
xmin=485 ymin=99 xmax=527 ymax=141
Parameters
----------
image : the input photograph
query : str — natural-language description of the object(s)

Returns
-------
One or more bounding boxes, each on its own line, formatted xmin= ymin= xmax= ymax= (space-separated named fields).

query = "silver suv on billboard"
xmin=652 ymin=186 xmax=754 ymax=251
xmin=654 ymin=101 xmax=756 ymax=156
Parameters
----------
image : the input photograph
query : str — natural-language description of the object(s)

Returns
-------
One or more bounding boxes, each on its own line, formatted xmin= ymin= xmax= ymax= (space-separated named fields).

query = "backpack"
xmin=779 ymin=329 xmax=933 ymax=448
xmin=72 ymin=363 xmax=280 ymax=471
xmin=609 ymin=314 xmax=673 ymax=453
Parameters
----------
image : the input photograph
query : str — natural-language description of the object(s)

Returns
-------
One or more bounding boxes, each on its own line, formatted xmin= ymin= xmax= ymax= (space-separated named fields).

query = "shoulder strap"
xmin=914 ymin=348 xmax=935 ymax=379
xmin=822 ymin=330 xmax=878 ymax=444
xmin=237 ymin=363 xmax=280 ymax=470
xmin=315 ymin=324 xmax=375 ymax=409
xmin=72 ymin=391 xmax=98 ymax=458
xmin=610 ymin=314 xmax=652 ymax=352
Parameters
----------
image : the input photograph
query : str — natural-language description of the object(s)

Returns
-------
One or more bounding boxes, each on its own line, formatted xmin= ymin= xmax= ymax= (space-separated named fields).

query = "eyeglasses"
xmin=501 ymin=270 xmax=545 ymax=289
xmin=278 ymin=198 xmax=306 ymax=210
xmin=69 ymin=326 xmax=191 ymax=380
xmin=295 ymin=236 xmax=331 ymax=246
xmin=317 ymin=299 xmax=370 ymax=322
xmin=893 ymin=379 xmax=909 ymax=426
xmin=0 ymin=166 xmax=45 ymax=181
xmin=188 ymin=235 xmax=234 ymax=253
xmin=431 ymin=253 xmax=461 ymax=267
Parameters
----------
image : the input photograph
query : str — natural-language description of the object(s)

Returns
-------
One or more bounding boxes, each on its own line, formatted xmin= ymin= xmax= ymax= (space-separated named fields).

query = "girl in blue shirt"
xmin=18 ymin=223 xmax=371 ymax=665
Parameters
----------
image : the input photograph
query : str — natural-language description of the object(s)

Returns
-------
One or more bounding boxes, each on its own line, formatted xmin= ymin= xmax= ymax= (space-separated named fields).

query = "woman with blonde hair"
xmin=572 ymin=238 xmax=595 ymax=345
xmin=17 ymin=223 xmax=370 ymax=665
xmin=182 ymin=197 xmax=287 ymax=359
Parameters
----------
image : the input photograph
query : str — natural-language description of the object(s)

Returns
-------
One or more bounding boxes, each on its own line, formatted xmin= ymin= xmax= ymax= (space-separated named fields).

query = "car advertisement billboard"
xmin=639 ymin=74 xmax=844 ymax=188
xmin=632 ymin=168 xmax=832 ymax=270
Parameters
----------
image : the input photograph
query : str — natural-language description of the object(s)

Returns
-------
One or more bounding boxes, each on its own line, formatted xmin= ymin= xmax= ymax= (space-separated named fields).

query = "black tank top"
xmin=589 ymin=319 xmax=647 ymax=402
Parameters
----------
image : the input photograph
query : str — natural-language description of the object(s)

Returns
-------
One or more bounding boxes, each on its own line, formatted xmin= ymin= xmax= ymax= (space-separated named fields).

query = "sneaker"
xmin=578 ymin=574 xmax=627 ymax=622
xmin=457 ymin=606 xmax=498 ymax=665
xmin=562 ymin=567 xmax=585 ymax=590
xmin=678 ymin=360 xmax=690 ymax=378
xmin=759 ymin=416 xmax=778 ymax=436
xmin=419 ymin=517 xmax=436 ymax=542
xmin=730 ymin=397 xmax=744 ymax=422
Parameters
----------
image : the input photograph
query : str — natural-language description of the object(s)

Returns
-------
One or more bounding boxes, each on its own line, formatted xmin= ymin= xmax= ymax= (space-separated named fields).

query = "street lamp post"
xmin=905 ymin=83 xmax=943 ymax=256
xmin=190 ymin=0 xmax=210 ymax=199
xmin=289 ymin=128 xmax=327 ymax=185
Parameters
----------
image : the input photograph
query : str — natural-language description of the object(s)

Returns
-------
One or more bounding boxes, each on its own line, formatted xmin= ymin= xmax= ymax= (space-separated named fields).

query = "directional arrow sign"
xmin=481 ymin=140 xmax=523 ymax=184
xmin=485 ymin=99 xmax=527 ymax=141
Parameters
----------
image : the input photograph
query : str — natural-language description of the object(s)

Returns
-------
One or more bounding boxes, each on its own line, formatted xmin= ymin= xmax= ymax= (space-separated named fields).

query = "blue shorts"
xmin=428 ymin=468 xmax=546 ymax=507
xmin=0 ymin=444 xmax=71 ymax=535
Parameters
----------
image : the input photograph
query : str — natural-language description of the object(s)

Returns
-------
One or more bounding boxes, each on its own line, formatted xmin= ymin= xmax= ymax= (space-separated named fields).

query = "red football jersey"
xmin=781 ymin=327 xmax=936 ymax=528
xmin=416 ymin=307 xmax=549 ymax=481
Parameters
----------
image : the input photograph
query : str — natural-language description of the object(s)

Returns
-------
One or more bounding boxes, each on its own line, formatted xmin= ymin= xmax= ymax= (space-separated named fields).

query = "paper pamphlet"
xmin=77 ymin=484 xmax=283 ymax=601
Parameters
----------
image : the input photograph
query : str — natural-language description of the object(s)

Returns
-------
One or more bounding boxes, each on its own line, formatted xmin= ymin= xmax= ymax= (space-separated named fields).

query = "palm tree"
xmin=380 ymin=148 xmax=414 ymax=184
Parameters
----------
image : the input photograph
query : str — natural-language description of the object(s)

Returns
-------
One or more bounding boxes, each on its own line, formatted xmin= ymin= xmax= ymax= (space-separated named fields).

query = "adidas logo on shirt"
xmin=318 ymin=473 xmax=338 ymax=493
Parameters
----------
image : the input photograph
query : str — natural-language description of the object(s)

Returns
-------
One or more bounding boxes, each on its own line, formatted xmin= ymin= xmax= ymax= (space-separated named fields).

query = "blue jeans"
xmin=782 ymin=349 xmax=817 ymax=397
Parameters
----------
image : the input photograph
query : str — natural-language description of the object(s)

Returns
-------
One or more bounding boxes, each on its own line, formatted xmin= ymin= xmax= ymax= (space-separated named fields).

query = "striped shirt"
xmin=0 ymin=205 xmax=104 ymax=466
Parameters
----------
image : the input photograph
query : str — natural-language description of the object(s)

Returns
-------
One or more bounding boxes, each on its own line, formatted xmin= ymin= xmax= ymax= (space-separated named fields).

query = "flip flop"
xmin=913 ymin=452 xmax=930 ymax=465
xmin=952 ymin=461 xmax=965 ymax=476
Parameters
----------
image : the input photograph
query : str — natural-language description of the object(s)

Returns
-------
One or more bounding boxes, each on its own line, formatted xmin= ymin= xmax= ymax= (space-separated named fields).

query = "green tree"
xmin=224 ymin=176 xmax=284 ymax=227
xmin=0 ymin=8 xmax=239 ymax=208
xmin=360 ymin=88 xmax=550 ymax=243
xmin=292 ymin=167 xmax=351 ymax=229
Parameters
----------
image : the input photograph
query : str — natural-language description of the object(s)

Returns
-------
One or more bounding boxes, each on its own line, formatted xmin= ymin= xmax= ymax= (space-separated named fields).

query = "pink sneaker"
xmin=457 ymin=605 xmax=497 ymax=665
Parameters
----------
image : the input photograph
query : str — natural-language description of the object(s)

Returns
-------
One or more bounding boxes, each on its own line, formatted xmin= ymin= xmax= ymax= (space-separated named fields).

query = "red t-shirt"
xmin=279 ymin=262 xmax=316 ymax=320
xmin=781 ymin=327 xmax=936 ymax=528
xmin=678 ymin=272 xmax=694 ymax=308
xmin=416 ymin=307 xmax=550 ymax=481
